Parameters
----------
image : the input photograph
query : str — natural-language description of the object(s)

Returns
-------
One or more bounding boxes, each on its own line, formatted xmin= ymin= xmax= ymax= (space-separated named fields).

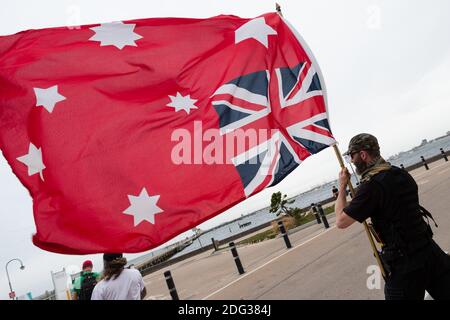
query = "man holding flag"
xmin=335 ymin=133 xmax=450 ymax=300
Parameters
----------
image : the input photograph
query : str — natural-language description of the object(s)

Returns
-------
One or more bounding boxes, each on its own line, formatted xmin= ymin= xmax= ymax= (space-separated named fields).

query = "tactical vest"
xmin=370 ymin=166 xmax=434 ymax=255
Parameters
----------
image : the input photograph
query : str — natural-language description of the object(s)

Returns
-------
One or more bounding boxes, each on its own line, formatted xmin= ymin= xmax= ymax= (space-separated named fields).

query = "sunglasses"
xmin=350 ymin=150 xmax=361 ymax=159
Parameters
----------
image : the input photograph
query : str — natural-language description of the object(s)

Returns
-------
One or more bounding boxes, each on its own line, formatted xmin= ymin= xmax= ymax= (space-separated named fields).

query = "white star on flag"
xmin=235 ymin=17 xmax=277 ymax=48
xmin=34 ymin=85 xmax=66 ymax=113
xmin=89 ymin=21 xmax=143 ymax=49
xmin=166 ymin=92 xmax=199 ymax=114
xmin=16 ymin=143 xmax=46 ymax=180
xmin=123 ymin=188 xmax=163 ymax=226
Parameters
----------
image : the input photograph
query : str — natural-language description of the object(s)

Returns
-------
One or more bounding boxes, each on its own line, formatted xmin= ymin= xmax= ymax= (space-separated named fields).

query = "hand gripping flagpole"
xmin=332 ymin=144 xmax=387 ymax=279
xmin=275 ymin=3 xmax=386 ymax=279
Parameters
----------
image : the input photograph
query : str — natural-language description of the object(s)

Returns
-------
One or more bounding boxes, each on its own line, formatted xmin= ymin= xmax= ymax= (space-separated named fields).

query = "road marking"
xmin=201 ymin=225 xmax=337 ymax=300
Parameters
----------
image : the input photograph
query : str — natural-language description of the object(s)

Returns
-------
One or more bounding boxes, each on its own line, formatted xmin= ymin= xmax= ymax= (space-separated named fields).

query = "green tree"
xmin=270 ymin=191 xmax=296 ymax=217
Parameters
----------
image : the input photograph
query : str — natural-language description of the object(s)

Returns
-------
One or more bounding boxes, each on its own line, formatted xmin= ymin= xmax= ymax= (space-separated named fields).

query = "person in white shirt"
xmin=91 ymin=253 xmax=147 ymax=300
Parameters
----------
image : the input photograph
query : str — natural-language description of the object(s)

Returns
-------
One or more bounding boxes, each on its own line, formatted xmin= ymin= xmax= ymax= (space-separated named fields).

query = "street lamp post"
xmin=5 ymin=258 xmax=25 ymax=300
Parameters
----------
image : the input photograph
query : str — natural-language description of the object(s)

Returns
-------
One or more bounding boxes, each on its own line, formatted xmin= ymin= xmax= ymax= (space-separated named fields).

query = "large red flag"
xmin=0 ymin=12 xmax=335 ymax=254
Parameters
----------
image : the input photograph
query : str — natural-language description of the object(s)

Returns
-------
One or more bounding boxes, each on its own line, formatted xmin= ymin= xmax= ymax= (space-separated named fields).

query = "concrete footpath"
xmin=143 ymin=160 xmax=450 ymax=300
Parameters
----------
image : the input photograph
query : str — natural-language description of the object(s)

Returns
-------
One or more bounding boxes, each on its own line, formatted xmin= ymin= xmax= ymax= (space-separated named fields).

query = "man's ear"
xmin=360 ymin=150 xmax=369 ymax=161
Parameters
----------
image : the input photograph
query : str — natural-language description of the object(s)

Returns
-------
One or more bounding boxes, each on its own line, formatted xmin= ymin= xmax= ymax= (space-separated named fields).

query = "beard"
xmin=354 ymin=158 xmax=369 ymax=175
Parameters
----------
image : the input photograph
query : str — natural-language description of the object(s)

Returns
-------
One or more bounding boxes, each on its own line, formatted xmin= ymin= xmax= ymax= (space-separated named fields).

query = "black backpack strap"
xmin=419 ymin=205 xmax=438 ymax=228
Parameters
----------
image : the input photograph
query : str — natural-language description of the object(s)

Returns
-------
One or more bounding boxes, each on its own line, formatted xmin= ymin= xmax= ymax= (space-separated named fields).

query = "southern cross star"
xmin=16 ymin=143 xmax=46 ymax=180
xmin=166 ymin=92 xmax=199 ymax=114
xmin=34 ymin=85 xmax=66 ymax=113
xmin=89 ymin=21 xmax=143 ymax=49
xmin=123 ymin=187 xmax=163 ymax=226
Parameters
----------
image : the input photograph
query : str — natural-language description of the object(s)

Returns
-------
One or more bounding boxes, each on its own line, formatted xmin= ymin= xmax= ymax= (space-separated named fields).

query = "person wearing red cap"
xmin=82 ymin=260 xmax=93 ymax=270
xmin=72 ymin=259 xmax=100 ymax=300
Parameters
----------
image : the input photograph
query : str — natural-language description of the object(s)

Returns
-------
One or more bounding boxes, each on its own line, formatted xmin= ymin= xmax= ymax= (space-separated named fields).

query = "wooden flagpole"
xmin=275 ymin=3 xmax=386 ymax=279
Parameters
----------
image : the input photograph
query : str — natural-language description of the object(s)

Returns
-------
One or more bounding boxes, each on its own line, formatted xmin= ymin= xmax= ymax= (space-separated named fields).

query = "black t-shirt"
xmin=343 ymin=180 xmax=384 ymax=223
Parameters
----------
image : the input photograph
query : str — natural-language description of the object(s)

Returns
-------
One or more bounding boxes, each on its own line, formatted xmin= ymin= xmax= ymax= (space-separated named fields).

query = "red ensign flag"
xmin=0 ymin=13 xmax=335 ymax=254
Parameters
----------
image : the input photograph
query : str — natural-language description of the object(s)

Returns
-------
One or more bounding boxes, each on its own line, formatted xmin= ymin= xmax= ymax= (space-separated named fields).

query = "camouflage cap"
xmin=343 ymin=133 xmax=380 ymax=156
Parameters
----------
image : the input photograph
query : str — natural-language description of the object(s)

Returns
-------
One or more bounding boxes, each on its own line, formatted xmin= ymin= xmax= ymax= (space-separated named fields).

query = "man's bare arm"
xmin=335 ymin=168 xmax=357 ymax=229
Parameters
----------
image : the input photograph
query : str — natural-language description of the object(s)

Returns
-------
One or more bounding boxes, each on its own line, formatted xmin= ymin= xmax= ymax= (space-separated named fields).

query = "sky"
xmin=1 ymin=0 xmax=450 ymax=299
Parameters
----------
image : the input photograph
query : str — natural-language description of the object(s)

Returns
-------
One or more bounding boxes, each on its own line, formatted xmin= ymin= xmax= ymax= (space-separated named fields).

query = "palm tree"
xmin=269 ymin=191 xmax=295 ymax=217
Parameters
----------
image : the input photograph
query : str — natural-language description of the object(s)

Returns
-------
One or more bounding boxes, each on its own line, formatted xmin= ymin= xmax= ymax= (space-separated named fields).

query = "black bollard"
xmin=277 ymin=220 xmax=292 ymax=249
xmin=421 ymin=156 xmax=429 ymax=170
xmin=164 ymin=270 xmax=179 ymax=300
xmin=311 ymin=203 xmax=321 ymax=224
xmin=229 ymin=242 xmax=245 ymax=275
xmin=211 ymin=238 xmax=218 ymax=251
xmin=317 ymin=204 xmax=330 ymax=229
xmin=441 ymin=148 xmax=448 ymax=162
xmin=400 ymin=164 xmax=405 ymax=170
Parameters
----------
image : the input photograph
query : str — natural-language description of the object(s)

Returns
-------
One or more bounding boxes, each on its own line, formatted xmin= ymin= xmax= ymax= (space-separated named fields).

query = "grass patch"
xmin=237 ymin=204 xmax=335 ymax=246
xmin=236 ymin=229 xmax=278 ymax=245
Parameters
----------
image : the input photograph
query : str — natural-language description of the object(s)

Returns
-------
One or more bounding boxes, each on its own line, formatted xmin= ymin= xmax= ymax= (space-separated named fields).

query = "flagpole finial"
xmin=276 ymin=3 xmax=283 ymax=17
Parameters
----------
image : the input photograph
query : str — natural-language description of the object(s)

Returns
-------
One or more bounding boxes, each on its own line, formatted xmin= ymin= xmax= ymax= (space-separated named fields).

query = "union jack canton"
xmin=211 ymin=61 xmax=336 ymax=197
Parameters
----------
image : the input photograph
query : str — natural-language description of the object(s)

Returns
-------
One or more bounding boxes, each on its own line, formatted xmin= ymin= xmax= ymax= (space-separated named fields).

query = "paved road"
xmin=143 ymin=160 xmax=450 ymax=300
